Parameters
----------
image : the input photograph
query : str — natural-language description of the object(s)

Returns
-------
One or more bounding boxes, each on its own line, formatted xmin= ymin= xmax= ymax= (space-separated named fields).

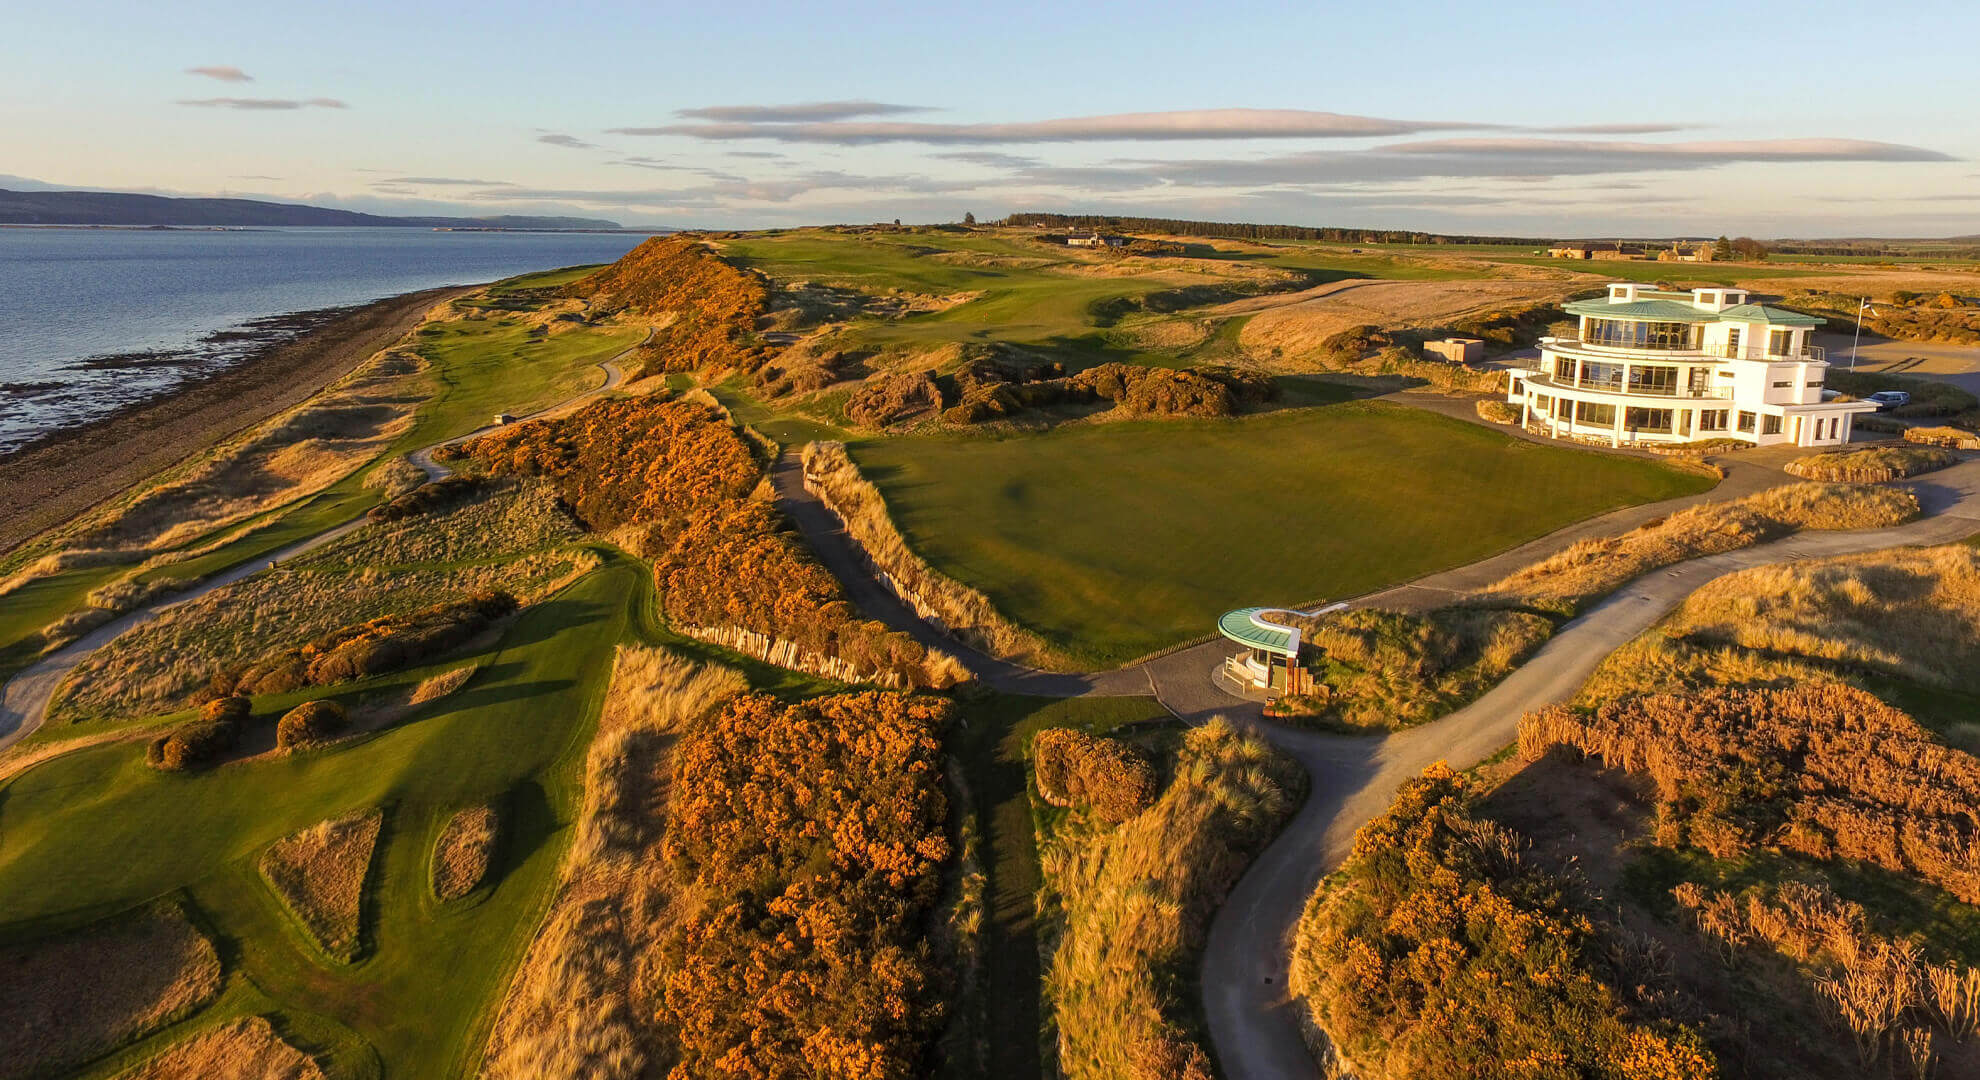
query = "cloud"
xmin=232 ymin=174 xmax=283 ymax=181
xmin=383 ymin=176 xmax=515 ymax=186
xmin=537 ymin=133 xmax=596 ymax=149
xmin=1536 ymin=123 xmax=1691 ymax=135
xmin=726 ymin=151 xmax=787 ymax=159
xmin=1383 ymin=137 xmax=1951 ymax=165
xmin=612 ymin=107 xmax=1494 ymax=145
xmin=676 ymin=100 xmax=933 ymax=123
xmin=186 ymin=65 xmax=253 ymax=83
xmin=178 ymin=97 xmax=346 ymax=110
xmin=934 ymin=151 xmax=1044 ymax=169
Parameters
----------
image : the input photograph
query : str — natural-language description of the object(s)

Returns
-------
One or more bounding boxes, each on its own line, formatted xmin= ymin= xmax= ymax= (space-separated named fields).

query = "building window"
xmin=1763 ymin=414 xmax=1783 ymax=435
xmin=1772 ymin=379 xmax=1792 ymax=388
xmin=1807 ymin=381 xmax=1822 ymax=388
xmin=1769 ymin=328 xmax=1795 ymax=356
xmin=1624 ymin=407 xmax=1673 ymax=433
xmin=1698 ymin=409 xmax=1729 ymax=431
xmin=1584 ymin=318 xmax=1694 ymax=351
xmin=1727 ymin=327 xmax=1742 ymax=356
xmin=1534 ymin=394 xmax=1552 ymax=411
xmin=1511 ymin=378 xmax=1524 ymax=396
xmin=1575 ymin=400 xmax=1616 ymax=426
xmin=1553 ymin=355 xmax=1576 ymax=381
xmin=1737 ymin=411 xmax=1756 ymax=433
xmin=1579 ymin=361 xmax=1625 ymax=390
xmin=1629 ymin=365 xmax=1678 ymax=395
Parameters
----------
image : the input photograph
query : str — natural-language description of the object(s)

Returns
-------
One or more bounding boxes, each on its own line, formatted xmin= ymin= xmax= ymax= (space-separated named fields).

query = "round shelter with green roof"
xmin=1217 ymin=607 xmax=1306 ymax=697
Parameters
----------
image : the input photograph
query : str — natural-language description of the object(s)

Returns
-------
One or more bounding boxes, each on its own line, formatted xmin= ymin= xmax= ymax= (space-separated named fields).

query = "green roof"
xmin=1217 ymin=607 xmax=1300 ymax=657
xmin=1565 ymin=297 xmax=1825 ymax=328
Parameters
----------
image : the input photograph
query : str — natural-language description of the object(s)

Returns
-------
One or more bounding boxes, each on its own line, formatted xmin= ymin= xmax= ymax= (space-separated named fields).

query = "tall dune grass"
xmin=1041 ymin=719 xmax=1303 ymax=1080
xmin=479 ymin=645 xmax=743 ymax=1080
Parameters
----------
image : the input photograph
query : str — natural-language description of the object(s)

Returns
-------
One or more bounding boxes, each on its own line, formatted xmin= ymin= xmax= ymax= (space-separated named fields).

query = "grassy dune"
xmin=854 ymin=402 xmax=1712 ymax=664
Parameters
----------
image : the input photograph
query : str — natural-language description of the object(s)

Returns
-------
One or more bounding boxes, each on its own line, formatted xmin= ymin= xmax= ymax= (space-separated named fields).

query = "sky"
xmin=5 ymin=0 xmax=1979 ymax=236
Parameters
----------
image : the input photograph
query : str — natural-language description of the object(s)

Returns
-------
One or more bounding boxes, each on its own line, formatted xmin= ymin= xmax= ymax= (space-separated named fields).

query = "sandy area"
xmin=1230 ymin=279 xmax=1573 ymax=356
xmin=0 ymin=285 xmax=472 ymax=555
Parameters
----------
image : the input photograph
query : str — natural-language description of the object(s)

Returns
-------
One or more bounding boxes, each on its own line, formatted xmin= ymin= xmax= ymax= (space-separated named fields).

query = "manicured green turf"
xmin=1489 ymin=256 xmax=1826 ymax=285
xmin=0 ymin=562 xmax=638 ymax=1079
xmin=853 ymin=402 xmax=1714 ymax=665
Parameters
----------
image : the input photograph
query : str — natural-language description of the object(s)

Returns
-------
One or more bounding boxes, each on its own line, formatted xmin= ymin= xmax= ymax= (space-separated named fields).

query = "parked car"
xmin=1865 ymin=391 xmax=1911 ymax=411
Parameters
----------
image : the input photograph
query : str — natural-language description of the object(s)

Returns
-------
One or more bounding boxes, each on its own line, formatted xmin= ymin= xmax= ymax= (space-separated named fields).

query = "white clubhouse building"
xmin=1505 ymin=283 xmax=1875 ymax=448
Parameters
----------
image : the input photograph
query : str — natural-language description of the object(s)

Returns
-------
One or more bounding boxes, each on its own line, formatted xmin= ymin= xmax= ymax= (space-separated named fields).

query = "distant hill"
xmin=0 ymin=189 xmax=619 ymax=230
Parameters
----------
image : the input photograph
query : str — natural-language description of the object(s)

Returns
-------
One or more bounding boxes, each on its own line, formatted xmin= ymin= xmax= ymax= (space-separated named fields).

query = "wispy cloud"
xmin=383 ymin=176 xmax=515 ymax=186
xmin=726 ymin=150 xmax=786 ymax=159
xmin=186 ymin=65 xmax=253 ymax=83
xmin=537 ymin=133 xmax=596 ymax=149
xmin=232 ymin=173 xmax=283 ymax=180
xmin=1537 ymin=123 xmax=1692 ymax=135
xmin=613 ymin=107 xmax=1495 ymax=145
xmin=676 ymin=100 xmax=933 ymax=123
xmin=178 ymin=97 xmax=346 ymax=110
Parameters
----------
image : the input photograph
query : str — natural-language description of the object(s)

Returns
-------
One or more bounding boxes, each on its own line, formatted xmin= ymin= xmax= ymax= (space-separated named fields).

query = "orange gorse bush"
xmin=1290 ymin=765 xmax=1718 ymax=1080
xmin=1521 ymin=684 xmax=1980 ymax=902
xmin=661 ymin=691 xmax=953 ymax=1080
xmin=454 ymin=394 xmax=952 ymax=687
xmin=565 ymin=235 xmax=768 ymax=379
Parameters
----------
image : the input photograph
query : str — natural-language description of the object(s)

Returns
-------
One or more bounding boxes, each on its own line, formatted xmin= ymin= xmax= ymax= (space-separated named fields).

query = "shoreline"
xmin=0 ymin=284 xmax=475 ymax=556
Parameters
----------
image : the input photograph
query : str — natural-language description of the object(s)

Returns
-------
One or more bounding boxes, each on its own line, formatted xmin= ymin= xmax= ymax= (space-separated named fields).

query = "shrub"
xmin=565 ymin=236 xmax=768 ymax=379
xmin=365 ymin=474 xmax=484 ymax=523
xmin=220 ymin=590 xmax=517 ymax=696
xmin=1474 ymin=399 xmax=1519 ymax=424
xmin=1289 ymin=765 xmax=1717 ymax=1080
xmin=1784 ymin=444 xmax=1957 ymax=483
xmin=1032 ymin=728 xmax=1159 ymax=823
xmin=1520 ymin=683 xmax=1980 ymax=901
xmin=1045 ymin=720 xmax=1303 ymax=1080
xmin=200 ymin=696 xmax=251 ymax=725
xmin=148 ymin=708 xmax=248 ymax=772
xmin=276 ymin=699 xmax=347 ymax=748
xmin=1278 ymin=606 xmax=1554 ymax=730
xmin=663 ymin=692 xmax=954 ymax=1080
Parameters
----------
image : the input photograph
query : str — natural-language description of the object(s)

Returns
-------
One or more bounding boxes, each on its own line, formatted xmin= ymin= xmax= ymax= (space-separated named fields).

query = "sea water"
xmin=0 ymin=226 xmax=650 ymax=453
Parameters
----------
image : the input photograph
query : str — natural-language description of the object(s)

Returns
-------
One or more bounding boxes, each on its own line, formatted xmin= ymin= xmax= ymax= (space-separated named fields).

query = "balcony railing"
xmin=1520 ymin=373 xmax=1730 ymax=400
xmin=1543 ymin=337 xmax=1826 ymax=364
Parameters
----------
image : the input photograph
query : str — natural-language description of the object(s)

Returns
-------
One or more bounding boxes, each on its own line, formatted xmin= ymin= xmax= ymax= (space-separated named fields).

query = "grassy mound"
xmin=1784 ymin=444 xmax=1957 ymax=482
xmin=259 ymin=808 xmax=384 ymax=962
xmin=432 ymin=803 xmax=499 ymax=902
xmin=117 ymin=1015 xmax=325 ymax=1080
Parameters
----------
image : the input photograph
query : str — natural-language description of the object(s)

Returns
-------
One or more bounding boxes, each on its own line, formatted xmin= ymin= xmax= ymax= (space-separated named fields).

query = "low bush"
xmin=566 ymin=236 xmax=769 ymax=380
xmin=148 ymin=697 xmax=253 ymax=771
xmin=215 ymin=590 xmax=516 ymax=697
xmin=1032 ymin=728 xmax=1158 ymax=823
xmin=364 ymin=474 xmax=484 ymax=523
xmin=1520 ymin=683 xmax=1980 ymax=901
xmin=1477 ymin=482 xmax=1918 ymax=616
xmin=1785 ymin=444 xmax=1957 ymax=482
xmin=1044 ymin=720 xmax=1303 ymax=1080
xmin=1289 ymin=765 xmax=1716 ymax=1080
xmin=276 ymin=699 xmax=347 ymax=749
xmin=1474 ymin=399 xmax=1519 ymax=424
xmin=1905 ymin=424 xmax=1980 ymax=451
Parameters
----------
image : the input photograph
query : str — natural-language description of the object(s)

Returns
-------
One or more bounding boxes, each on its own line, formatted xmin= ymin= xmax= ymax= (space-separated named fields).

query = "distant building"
xmin=1503 ymin=283 xmax=1875 ymax=448
xmin=1423 ymin=338 xmax=1485 ymax=364
xmin=1657 ymin=241 xmax=1717 ymax=263
xmin=1067 ymin=232 xmax=1129 ymax=248
xmin=1548 ymin=246 xmax=1592 ymax=259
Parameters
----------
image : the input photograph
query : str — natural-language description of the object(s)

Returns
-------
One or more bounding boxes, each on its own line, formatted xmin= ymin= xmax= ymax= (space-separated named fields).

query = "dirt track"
xmin=1224 ymin=278 xmax=1573 ymax=357
xmin=0 ymin=286 xmax=471 ymax=556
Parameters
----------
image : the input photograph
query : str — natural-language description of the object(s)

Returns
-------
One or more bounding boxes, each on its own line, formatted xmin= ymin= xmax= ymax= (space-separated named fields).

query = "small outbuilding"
xmin=1423 ymin=338 xmax=1485 ymax=364
xmin=1217 ymin=607 xmax=1307 ymax=696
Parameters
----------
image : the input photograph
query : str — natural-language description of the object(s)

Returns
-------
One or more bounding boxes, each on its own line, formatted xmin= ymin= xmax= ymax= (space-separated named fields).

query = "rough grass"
xmin=1273 ymin=606 xmax=1555 ymax=731
xmin=0 ymin=905 xmax=223 ymax=1080
xmin=116 ymin=1016 xmax=325 ymax=1080
xmin=1784 ymin=444 xmax=1958 ymax=483
xmin=258 ymin=808 xmax=384 ymax=962
xmin=52 ymin=542 xmax=595 ymax=725
xmin=408 ymin=664 xmax=477 ymax=705
xmin=432 ymin=803 xmax=500 ymax=901
xmin=1626 ymin=544 xmax=1980 ymax=696
xmin=801 ymin=440 xmax=1062 ymax=668
xmin=854 ymin=402 xmax=1711 ymax=665
xmin=479 ymin=645 xmax=744 ymax=1080
xmin=1041 ymin=719 xmax=1304 ymax=1080
xmin=1476 ymin=482 xmax=1920 ymax=617
xmin=303 ymin=479 xmax=583 ymax=569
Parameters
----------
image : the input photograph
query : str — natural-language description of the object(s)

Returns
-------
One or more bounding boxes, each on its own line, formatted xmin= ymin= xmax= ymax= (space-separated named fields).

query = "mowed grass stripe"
xmin=852 ymin=402 xmax=1712 ymax=665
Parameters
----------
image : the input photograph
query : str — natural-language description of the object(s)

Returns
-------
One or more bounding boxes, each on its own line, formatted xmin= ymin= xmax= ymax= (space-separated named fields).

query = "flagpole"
xmin=1850 ymin=297 xmax=1866 ymax=371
